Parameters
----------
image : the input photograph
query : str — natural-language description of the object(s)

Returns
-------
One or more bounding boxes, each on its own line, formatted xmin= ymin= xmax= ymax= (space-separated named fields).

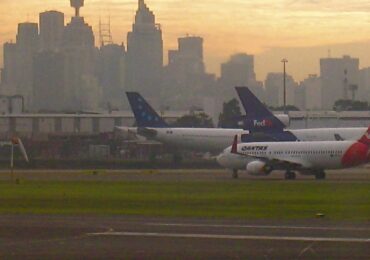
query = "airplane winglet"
xmin=231 ymin=135 xmax=238 ymax=154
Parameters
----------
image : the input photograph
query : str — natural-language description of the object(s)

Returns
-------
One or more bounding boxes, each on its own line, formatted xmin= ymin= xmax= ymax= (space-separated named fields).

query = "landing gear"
xmin=232 ymin=169 xmax=239 ymax=179
xmin=315 ymin=170 xmax=326 ymax=180
xmin=285 ymin=171 xmax=296 ymax=180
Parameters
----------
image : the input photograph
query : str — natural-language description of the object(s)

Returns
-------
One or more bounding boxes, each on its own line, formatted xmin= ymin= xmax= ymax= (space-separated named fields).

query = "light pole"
xmin=281 ymin=58 xmax=288 ymax=114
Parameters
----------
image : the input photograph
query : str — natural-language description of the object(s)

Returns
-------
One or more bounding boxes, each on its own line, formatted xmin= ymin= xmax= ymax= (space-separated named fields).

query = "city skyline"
xmin=2 ymin=0 xmax=370 ymax=81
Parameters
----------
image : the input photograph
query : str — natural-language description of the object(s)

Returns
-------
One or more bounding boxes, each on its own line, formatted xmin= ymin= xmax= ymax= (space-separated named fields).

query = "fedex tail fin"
xmin=126 ymin=92 xmax=169 ymax=128
xmin=358 ymin=126 xmax=370 ymax=146
xmin=235 ymin=87 xmax=286 ymax=132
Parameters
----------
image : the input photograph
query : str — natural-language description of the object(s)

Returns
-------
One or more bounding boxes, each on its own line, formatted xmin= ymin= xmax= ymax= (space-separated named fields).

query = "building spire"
xmin=138 ymin=0 xmax=145 ymax=10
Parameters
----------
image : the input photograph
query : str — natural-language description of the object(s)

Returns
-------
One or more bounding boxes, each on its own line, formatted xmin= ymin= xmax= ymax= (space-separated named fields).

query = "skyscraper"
xmin=62 ymin=0 xmax=99 ymax=110
xmin=98 ymin=44 xmax=126 ymax=108
xmin=320 ymin=55 xmax=359 ymax=110
xmin=221 ymin=53 xmax=256 ymax=85
xmin=219 ymin=53 xmax=263 ymax=101
xmin=16 ymin=22 xmax=39 ymax=108
xmin=33 ymin=51 xmax=65 ymax=111
xmin=126 ymin=0 xmax=163 ymax=101
xmin=300 ymin=74 xmax=322 ymax=110
xmin=265 ymin=73 xmax=297 ymax=108
xmin=1 ymin=43 xmax=17 ymax=88
xmin=163 ymin=35 xmax=215 ymax=108
xmin=39 ymin=11 xmax=64 ymax=51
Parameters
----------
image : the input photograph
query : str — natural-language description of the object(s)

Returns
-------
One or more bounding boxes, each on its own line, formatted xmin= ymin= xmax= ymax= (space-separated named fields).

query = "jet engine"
xmin=246 ymin=161 xmax=272 ymax=176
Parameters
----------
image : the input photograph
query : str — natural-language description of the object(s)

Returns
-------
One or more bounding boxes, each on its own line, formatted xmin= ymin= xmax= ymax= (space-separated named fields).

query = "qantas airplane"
xmin=118 ymin=91 xmax=366 ymax=157
xmin=217 ymin=127 xmax=370 ymax=180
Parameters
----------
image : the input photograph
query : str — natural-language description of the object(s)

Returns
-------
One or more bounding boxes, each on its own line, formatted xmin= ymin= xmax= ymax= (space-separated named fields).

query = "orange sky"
xmin=2 ymin=0 xmax=370 ymax=81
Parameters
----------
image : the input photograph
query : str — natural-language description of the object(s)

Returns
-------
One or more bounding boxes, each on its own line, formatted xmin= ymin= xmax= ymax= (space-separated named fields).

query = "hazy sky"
xmin=2 ymin=0 xmax=370 ymax=81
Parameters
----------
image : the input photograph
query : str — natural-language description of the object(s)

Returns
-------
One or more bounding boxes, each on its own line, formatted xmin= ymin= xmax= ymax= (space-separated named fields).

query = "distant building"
xmin=15 ymin=22 xmax=39 ymax=109
xmin=1 ymin=42 xmax=17 ymax=95
xmin=176 ymin=36 xmax=205 ymax=74
xmin=126 ymin=0 xmax=163 ymax=102
xmin=39 ymin=11 xmax=65 ymax=51
xmin=33 ymin=51 xmax=65 ymax=111
xmin=358 ymin=67 xmax=370 ymax=103
xmin=219 ymin=53 xmax=264 ymax=101
xmin=62 ymin=2 xmax=99 ymax=111
xmin=300 ymin=74 xmax=322 ymax=110
xmin=320 ymin=55 xmax=359 ymax=109
xmin=98 ymin=44 xmax=126 ymax=109
xmin=0 ymin=95 xmax=24 ymax=115
xmin=163 ymin=35 xmax=215 ymax=109
xmin=265 ymin=73 xmax=297 ymax=108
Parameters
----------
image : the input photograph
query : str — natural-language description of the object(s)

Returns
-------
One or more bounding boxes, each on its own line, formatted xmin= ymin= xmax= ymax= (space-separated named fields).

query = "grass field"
xmin=0 ymin=181 xmax=369 ymax=221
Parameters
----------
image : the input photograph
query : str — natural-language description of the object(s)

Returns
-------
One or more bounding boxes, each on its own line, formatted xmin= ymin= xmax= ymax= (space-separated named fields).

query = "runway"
xmin=0 ymin=168 xmax=370 ymax=182
xmin=0 ymin=215 xmax=369 ymax=259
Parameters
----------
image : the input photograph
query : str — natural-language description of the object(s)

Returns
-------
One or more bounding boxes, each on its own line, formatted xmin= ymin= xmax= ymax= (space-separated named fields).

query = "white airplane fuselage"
xmin=217 ymin=141 xmax=364 ymax=171
xmin=129 ymin=127 xmax=367 ymax=153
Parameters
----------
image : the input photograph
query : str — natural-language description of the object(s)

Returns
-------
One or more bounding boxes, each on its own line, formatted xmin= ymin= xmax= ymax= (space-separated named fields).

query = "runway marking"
xmin=88 ymin=231 xmax=370 ymax=243
xmin=144 ymin=222 xmax=370 ymax=232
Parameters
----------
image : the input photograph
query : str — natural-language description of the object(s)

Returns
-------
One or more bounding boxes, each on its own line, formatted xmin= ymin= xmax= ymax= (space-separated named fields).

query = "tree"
xmin=269 ymin=105 xmax=300 ymax=111
xmin=173 ymin=112 xmax=214 ymax=128
xmin=218 ymin=98 xmax=242 ymax=128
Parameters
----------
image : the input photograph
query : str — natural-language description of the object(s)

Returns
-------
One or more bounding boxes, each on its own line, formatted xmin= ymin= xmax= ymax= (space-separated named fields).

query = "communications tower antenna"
xmin=99 ymin=16 xmax=113 ymax=47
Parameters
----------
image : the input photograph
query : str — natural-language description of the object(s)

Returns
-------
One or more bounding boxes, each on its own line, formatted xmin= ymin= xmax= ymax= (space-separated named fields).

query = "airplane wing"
xmin=115 ymin=126 xmax=159 ymax=140
xmin=115 ymin=126 xmax=138 ymax=134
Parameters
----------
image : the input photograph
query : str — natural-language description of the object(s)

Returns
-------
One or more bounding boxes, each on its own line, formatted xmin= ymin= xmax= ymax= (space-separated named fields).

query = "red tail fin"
xmin=358 ymin=126 xmax=370 ymax=146
xmin=231 ymin=135 xmax=238 ymax=154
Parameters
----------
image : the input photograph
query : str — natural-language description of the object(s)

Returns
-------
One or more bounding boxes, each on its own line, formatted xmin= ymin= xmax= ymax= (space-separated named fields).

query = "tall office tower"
xmin=126 ymin=0 xmax=163 ymax=101
xmin=98 ymin=44 xmax=126 ymax=108
xmin=300 ymin=74 xmax=322 ymax=110
xmin=221 ymin=53 xmax=256 ymax=84
xmin=33 ymin=51 xmax=65 ymax=111
xmin=62 ymin=0 xmax=100 ymax=110
xmin=265 ymin=72 xmax=297 ymax=108
xmin=16 ymin=22 xmax=39 ymax=109
xmin=39 ymin=11 xmax=65 ymax=51
xmin=1 ymin=43 xmax=17 ymax=95
xmin=320 ymin=55 xmax=359 ymax=110
xmin=176 ymin=36 xmax=205 ymax=74
xmin=163 ymin=35 xmax=216 ymax=109
xmin=219 ymin=53 xmax=263 ymax=101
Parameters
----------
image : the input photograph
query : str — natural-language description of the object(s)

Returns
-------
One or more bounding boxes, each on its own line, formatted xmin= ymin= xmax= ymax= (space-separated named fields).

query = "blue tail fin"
xmin=235 ymin=87 xmax=285 ymax=132
xmin=126 ymin=92 xmax=169 ymax=128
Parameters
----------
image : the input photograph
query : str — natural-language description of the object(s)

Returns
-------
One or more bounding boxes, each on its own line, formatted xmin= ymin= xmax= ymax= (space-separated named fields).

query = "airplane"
xmin=119 ymin=92 xmax=248 ymax=153
xmin=217 ymin=126 xmax=370 ymax=180
xmin=119 ymin=91 xmax=367 ymax=178
xmin=121 ymin=91 xmax=366 ymax=146
xmin=235 ymin=86 xmax=367 ymax=139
